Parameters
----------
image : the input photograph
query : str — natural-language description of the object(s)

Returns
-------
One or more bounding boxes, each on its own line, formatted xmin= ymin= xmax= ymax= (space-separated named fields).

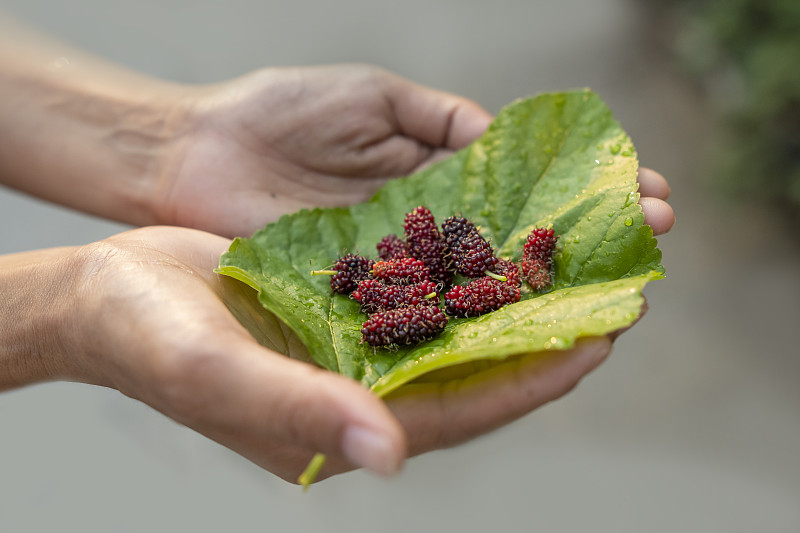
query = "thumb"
xmin=147 ymin=329 xmax=408 ymax=478
xmin=384 ymin=72 xmax=493 ymax=150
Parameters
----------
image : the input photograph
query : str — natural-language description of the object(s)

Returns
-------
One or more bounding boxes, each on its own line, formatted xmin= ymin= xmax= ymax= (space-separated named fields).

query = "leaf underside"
xmin=217 ymin=89 xmax=664 ymax=397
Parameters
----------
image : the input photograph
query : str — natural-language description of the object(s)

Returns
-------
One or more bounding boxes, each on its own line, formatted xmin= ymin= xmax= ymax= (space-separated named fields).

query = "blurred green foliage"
xmin=651 ymin=0 xmax=800 ymax=216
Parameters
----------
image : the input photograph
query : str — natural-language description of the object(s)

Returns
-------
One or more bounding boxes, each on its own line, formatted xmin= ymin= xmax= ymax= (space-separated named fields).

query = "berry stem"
xmin=298 ymin=453 xmax=326 ymax=490
xmin=484 ymin=270 xmax=508 ymax=282
xmin=424 ymin=292 xmax=438 ymax=300
xmin=310 ymin=269 xmax=337 ymax=276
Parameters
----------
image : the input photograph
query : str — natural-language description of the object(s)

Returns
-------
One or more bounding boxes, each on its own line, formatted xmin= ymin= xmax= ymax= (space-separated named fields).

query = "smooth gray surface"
xmin=1 ymin=1 xmax=799 ymax=532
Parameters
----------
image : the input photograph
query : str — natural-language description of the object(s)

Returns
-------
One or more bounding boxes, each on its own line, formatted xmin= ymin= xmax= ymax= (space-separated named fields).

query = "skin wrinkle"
xmin=440 ymin=100 xmax=459 ymax=149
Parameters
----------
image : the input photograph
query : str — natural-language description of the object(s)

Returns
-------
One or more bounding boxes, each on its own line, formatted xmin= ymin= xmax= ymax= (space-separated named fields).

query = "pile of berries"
xmin=312 ymin=206 xmax=559 ymax=347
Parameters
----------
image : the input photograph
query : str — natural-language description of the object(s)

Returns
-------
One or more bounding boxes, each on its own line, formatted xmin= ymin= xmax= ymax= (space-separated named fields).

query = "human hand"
xmin=0 ymin=18 xmax=674 ymax=239
xmin=1 ymin=220 xmax=668 ymax=483
xmin=152 ymin=65 xmax=492 ymax=237
xmin=152 ymin=64 xmax=675 ymax=238
xmin=0 ymin=29 xmax=673 ymax=240
xmin=77 ymin=227 xmax=615 ymax=482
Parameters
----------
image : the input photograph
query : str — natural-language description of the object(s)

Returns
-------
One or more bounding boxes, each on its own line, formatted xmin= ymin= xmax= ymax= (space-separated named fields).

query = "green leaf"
xmin=217 ymin=89 xmax=664 ymax=397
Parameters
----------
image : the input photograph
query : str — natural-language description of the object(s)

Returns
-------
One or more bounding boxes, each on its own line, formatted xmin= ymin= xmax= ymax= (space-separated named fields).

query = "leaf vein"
xmin=498 ymin=100 xmax=584 ymax=249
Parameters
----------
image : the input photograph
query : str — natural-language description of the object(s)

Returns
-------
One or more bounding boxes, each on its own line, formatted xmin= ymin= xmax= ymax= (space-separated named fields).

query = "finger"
xmin=385 ymin=337 xmax=612 ymax=455
xmin=384 ymin=74 xmax=493 ymax=150
xmin=639 ymin=196 xmax=675 ymax=235
xmin=637 ymin=167 xmax=671 ymax=200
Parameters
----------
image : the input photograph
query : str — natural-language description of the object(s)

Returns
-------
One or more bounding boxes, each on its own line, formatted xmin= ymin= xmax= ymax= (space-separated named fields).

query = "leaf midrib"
xmin=496 ymin=99 xmax=585 ymax=249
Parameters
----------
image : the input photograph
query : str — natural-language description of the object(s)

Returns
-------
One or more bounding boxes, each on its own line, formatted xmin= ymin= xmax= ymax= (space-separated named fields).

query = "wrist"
xmin=0 ymin=247 xmax=86 ymax=390
xmin=0 ymin=22 xmax=198 ymax=227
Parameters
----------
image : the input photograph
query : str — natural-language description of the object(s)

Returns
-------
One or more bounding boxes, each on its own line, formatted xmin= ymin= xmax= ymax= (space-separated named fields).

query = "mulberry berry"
xmin=404 ymin=206 xmax=439 ymax=238
xmin=452 ymin=232 xmax=499 ymax=278
xmin=352 ymin=279 xmax=439 ymax=313
xmin=372 ymin=258 xmax=430 ymax=285
xmin=520 ymin=257 xmax=552 ymax=292
xmin=441 ymin=215 xmax=476 ymax=249
xmin=444 ymin=276 xmax=521 ymax=318
xmin=441 ymin=215 xmax=498 ymax=278
xmin=404 ymin=206 xmax=451 ymax=284
xmin=521 ymin=227 xmax=558 ymax=291
xmin=493 ymin=258 xmax=521 ymax=287
xmin=523 ymin=228 xmax=558 ymax=262
xmin=361 ymin=306 xmax=449 ymax=347
xmin=409 ymin=236 xmax=452 ymax=284
xmin=311 ymin=253 xmax=374 ymax=294
xmin=376 ymin=234 xmax=410 ymax=260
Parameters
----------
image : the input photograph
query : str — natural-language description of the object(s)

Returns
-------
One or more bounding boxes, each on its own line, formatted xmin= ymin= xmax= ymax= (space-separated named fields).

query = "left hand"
xmin=154 ymin=64 xmax=493 ymax=237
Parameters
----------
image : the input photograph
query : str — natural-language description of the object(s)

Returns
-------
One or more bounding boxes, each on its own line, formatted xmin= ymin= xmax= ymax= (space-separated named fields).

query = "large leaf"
xmin=217 ymin=89 xmax=664 ymax=398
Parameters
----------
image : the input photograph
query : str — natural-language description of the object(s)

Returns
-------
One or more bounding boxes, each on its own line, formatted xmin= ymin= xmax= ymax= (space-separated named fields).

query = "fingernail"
xmin=341 ymin=426 xmax=401 ymax=476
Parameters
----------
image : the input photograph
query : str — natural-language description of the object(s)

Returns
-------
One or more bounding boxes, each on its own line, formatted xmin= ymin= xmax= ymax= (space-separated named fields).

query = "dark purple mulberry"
xmin=352 ymin=279 xmax=439 ymax=313
xmin=441 ymin=215 xmax=477 ymax=249
xmin=452 ymin=232 xmax=499 ymax=278
xmin=361 ymin=305 xmax=449 ymax=347
xmin=444 ymin=277 xmax=521 ymax=318
xmin=376 ymin=234 xmax=410 ymax=260
xmin=312 ymin=253 xmax=374 ymax=294
xmin=441 ymin=215 xmax=498 ymax=278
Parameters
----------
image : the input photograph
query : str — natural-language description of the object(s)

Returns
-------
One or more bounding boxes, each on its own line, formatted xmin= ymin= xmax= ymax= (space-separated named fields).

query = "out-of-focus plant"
xmin=647 ymin=0 xmax=800 ymax=218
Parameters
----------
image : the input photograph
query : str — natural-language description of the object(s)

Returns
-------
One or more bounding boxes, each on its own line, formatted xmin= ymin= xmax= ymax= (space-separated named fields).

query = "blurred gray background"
xmin=1 ymin=1 xmax=799 ymax=532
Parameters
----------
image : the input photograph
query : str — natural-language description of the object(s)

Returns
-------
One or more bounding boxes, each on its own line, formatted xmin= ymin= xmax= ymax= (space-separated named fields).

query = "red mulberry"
xmin=361 ymin=306 xmax=449 ymax=347
xmin=444 ymin=276 xmax=521 ymax=318
xmin=352 ymin=279 xmax=439 ymax=313
xmin=493 ymin=258 xmax=521 ymax=287
xmin=521 ymin=227 xmax=558 ymax=291
xmin=372 ymin=258 xmax=430 ymax=285
xmin=404 ymin=206 xmax=451 ymax=284
xmin=520 ymin=257 xmax=552 ymax=292
xmin=376 ymin=234 xmax=410 ymax=260
xmin=523 ymin=228 xmax=558 ymax=262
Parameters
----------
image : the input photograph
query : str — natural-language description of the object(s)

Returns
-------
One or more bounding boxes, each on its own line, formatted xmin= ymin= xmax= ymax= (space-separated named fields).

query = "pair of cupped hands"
xmin=12 ymin=65 xmax=674 ymax=483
